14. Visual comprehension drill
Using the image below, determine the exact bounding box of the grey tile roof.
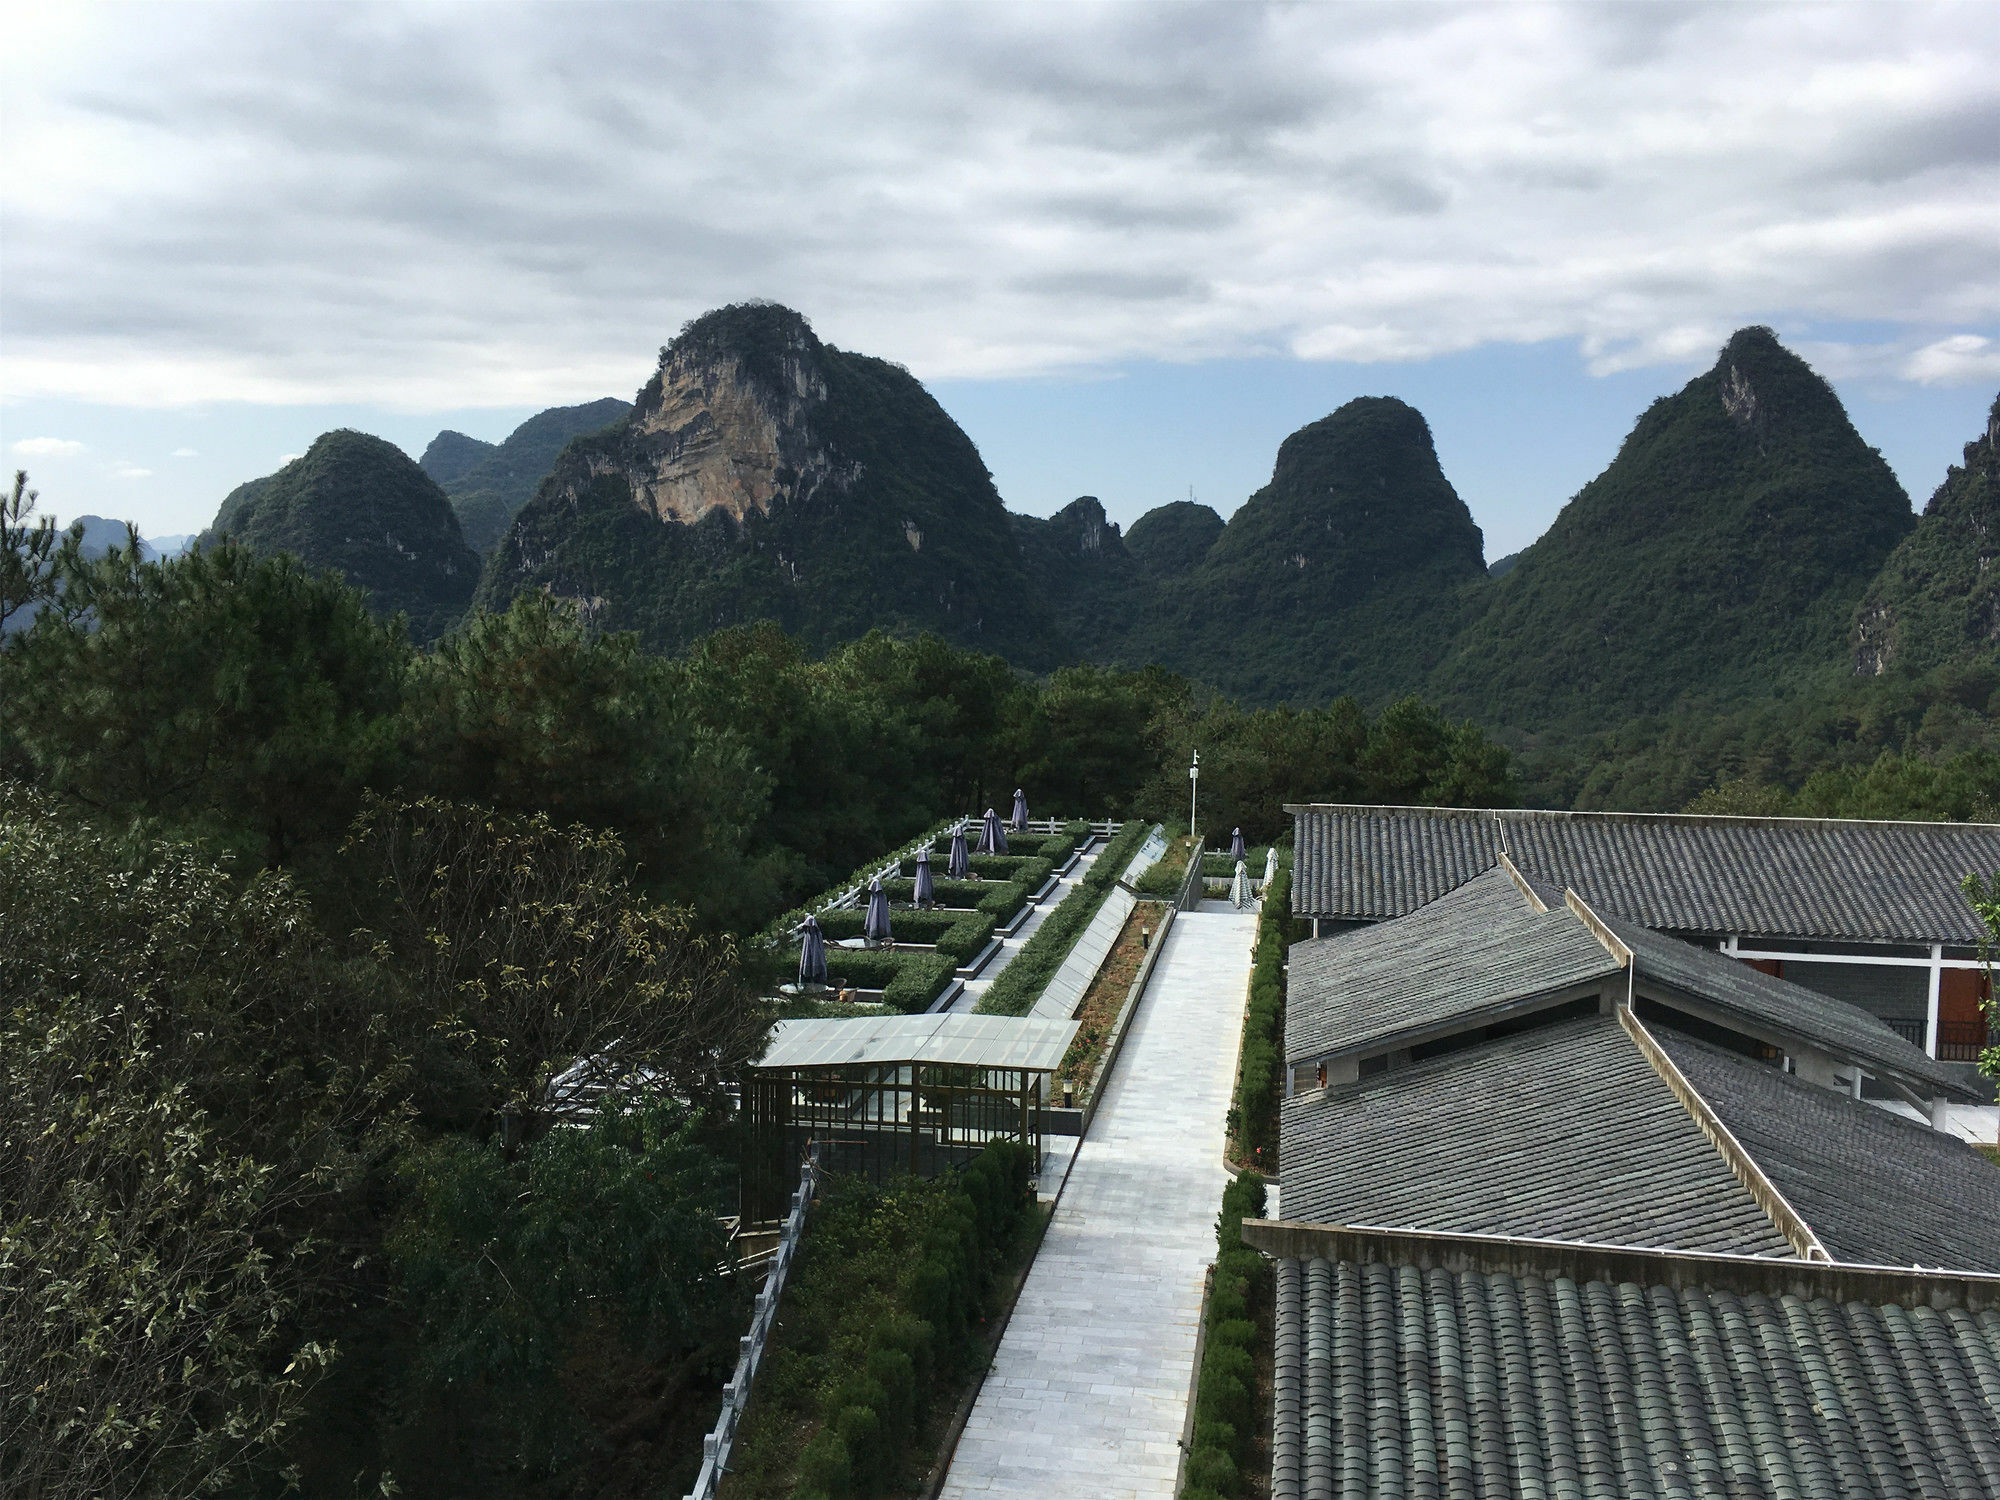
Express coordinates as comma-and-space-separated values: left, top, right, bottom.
1657, 1028, 2000, 1274
1280, 1016, 1794, 1257
1288, 803, 2000, 944
1271, 1254, 2000, 1500
1612, 911, 1977, 1098
1285, 868, 1622, 1064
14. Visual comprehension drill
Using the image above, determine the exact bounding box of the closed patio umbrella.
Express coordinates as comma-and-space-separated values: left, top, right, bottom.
864, 877, 893, 945
798, 914, 828, 986
948, 827, 971, 879
1011, 788, 1029, 831
980, 807, 1008, 854
914, 848, 935, 907
1230, 827, 1246, 861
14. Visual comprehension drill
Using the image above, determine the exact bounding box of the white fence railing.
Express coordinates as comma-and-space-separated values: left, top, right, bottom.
684, 1150, 820, 1500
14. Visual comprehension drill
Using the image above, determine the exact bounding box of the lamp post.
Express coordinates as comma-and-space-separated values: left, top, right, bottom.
1188, 749, 1199, 841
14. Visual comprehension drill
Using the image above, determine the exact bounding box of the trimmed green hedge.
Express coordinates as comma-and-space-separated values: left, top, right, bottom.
820, 949, 957, 1012
1180, 1172, 1268, 1500
1229, 851, 1290, 1171
791, 1142, 1035, 1500
812, 907, 997, 964
1201, 845, 1270, 878
976, 821, 1152, 1017
1133, 833, 1195, 897
902, 852, 1052, 888
759, 818, 959, 945
921, 826, 1081, 863
878, 876, 1031, 924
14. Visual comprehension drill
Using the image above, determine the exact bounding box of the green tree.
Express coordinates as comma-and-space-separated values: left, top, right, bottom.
407, 592, 763, 910
3, 541, 410, 864
345, 796, 767, 1136
382, 1098, 737, 1468
0, 787, 409, 1498
1956, 874, 2000, 1087
0, 470, 83, 634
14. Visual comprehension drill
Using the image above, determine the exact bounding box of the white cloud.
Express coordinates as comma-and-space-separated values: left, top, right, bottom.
0, 3, 1994, 405
10, 436, 85, 457
109, 461, 152, 479
170, 446, 198, 458
1903, 334, 2000, 387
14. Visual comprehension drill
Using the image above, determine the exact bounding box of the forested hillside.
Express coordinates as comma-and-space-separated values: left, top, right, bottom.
203, 429, 479, 642
1852, 393, 2000, 679
420, 397, 631, 552
480, 304, 1058, 663
1428, 326, 1916, 734
177, 309, 1998, 814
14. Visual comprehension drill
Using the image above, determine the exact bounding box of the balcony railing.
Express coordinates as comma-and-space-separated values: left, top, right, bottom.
1938, 1020, 1993, 1063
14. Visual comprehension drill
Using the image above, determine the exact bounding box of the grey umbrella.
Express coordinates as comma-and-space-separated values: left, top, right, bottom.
864, 877, 893, 945
1011, 788, 1029, 831
980, 807, 1008, 854
1230, 827, 1246, 861
914, 848, 935, 907
948, 827, 971, 879
798, 914, 828, 986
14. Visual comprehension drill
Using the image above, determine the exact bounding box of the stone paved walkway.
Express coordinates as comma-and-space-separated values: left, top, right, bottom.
938, 906, 1259, 1498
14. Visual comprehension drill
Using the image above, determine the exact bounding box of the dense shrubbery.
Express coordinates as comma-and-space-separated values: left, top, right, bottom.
818, 948, 958, 1011
977, 820, 1153, 1017
1181, 1172, 1269, 1500
730, 1143, 1036, 1499
1133, 832, 1196, 897
1686, 746, 2000, 822
1230, 855, 1293, 1172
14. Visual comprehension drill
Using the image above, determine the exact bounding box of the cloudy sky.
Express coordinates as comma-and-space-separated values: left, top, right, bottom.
3, 1, 1997, 552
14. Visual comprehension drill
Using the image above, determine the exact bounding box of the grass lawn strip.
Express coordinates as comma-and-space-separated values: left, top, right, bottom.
973, 821, 1152, 1017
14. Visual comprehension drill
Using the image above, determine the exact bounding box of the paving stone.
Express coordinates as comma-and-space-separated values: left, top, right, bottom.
939, 909, 1259, 1499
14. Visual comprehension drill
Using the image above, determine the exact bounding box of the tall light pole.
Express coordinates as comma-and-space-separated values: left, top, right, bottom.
1189, 748, 1200, 841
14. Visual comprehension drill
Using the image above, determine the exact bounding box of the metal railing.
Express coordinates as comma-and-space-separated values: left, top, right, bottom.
684, 1149, 819, 1500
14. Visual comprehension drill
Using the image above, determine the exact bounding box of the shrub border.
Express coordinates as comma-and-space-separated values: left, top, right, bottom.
974, 821, 1151, 1017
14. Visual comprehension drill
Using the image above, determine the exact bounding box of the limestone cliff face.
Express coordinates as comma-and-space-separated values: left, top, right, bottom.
478, 304, 1053, 662
624, 328, 840, 526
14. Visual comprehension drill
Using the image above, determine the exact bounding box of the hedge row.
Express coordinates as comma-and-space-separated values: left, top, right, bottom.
813, 907, 998, 964
760, 817, 961, 945
819, 948, 958, 1012
1201, 846, 1270, 879
976, 821, 1153, 1017
921, 825, 1084, 864
900, 851, 1053, 886
794, 1141, 1035, 1500
1180, 1171, 1269, 1500
1229, 851, 1291, 1171
878, 875, 1032, 925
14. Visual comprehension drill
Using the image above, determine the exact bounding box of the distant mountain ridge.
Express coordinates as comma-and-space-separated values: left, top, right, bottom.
477, 303, 1055, 661
1428, 327, 1917, 730
420, 398, 631, 552
193, 309, 1995, 757
202, 430, 478, 642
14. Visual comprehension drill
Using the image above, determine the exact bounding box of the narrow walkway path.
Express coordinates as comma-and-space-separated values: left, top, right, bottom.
939, 907, 1259, 1499
948, 845, 1100, 1013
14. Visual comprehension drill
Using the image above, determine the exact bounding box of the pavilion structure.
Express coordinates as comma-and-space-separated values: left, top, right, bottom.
740, 1012, 1076, 1227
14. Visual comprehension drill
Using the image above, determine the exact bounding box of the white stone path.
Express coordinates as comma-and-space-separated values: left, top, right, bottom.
938, 905, 1259, 1499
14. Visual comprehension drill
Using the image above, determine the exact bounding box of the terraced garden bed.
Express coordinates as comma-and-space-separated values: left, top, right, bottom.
1053, 900, 1165, 1103
814, 906, 999, 966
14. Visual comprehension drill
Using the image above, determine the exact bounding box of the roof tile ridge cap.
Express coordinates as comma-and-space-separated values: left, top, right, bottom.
1614, 1005, 1833, 1264
1496, 850, 1545, 913
1562, 887, 1633, 967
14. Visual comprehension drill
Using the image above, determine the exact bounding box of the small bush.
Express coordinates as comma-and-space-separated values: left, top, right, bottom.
1179, 1172, 1268, 1499
1231, 852, 1292, 1169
